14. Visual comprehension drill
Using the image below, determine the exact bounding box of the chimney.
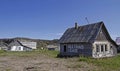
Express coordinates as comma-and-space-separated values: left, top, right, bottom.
75, 22, 78, 29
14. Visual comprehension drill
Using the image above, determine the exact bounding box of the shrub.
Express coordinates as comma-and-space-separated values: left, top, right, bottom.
0, 50, 5, 53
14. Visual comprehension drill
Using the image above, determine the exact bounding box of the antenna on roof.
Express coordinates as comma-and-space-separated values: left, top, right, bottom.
85, 17, 89, 24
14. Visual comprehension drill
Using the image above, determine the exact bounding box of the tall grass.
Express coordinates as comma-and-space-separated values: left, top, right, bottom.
79, 56, 120, 71
0, 49, 59, 58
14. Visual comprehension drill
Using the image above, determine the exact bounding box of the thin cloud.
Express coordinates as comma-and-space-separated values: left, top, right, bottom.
56, 33, 63, 36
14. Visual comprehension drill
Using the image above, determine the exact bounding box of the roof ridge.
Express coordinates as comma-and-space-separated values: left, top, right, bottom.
67, 21, 103, 29
79, 21, 103, 27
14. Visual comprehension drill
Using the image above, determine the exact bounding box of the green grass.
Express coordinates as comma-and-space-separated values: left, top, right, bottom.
79, 56, 120, 71
6, 69, 11, 71
1, 50, 120, 71
0, 49, 59, 58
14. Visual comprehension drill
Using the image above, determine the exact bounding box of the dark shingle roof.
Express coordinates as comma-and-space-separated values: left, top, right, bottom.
59, 21, 104, 43
9, 40, 32, 49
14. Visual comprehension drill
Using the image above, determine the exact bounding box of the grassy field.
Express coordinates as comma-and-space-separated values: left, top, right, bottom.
79, 56, 120, 71
0, 49, 59, 57
0, 50, 120, 71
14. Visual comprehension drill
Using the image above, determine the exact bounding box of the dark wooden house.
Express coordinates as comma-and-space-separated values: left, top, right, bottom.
59, 21, 118, 58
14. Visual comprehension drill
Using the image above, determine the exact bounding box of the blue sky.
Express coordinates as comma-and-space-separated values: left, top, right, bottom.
0, 0, 120, 40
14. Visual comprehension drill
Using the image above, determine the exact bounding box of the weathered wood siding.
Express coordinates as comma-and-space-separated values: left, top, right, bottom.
110, 42, 117, 55
96, 28, 107, 41
60, 43, 92, 56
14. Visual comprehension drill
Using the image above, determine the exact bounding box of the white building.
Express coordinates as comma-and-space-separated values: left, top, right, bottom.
9, 40, 33, 51
20, 41, 37, 49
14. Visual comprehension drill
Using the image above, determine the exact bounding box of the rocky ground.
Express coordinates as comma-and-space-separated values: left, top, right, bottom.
0, 54, 99, 71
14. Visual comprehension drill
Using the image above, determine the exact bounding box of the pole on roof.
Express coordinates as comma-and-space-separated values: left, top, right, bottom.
85, 17, 89, 24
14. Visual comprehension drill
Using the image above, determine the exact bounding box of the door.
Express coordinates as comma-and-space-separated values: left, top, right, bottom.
64, 45, 67, 52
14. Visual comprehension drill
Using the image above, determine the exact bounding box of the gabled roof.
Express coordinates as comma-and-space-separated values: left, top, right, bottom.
9, 40, 21, 46
59, 21, 118, 46
9, 40, 32, 49
0, 42, 8, 47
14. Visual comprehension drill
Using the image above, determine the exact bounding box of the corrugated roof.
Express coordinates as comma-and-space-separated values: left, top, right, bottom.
59, 21, 103, 43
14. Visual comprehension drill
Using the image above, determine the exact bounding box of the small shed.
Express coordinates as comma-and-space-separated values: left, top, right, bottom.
47, 45, 58, 50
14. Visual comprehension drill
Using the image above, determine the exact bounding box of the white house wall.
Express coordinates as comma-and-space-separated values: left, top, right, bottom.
20, 42, 37, 49
10, 46, 32, 51
11, 46, 24, 51
93, 41, 117, 58
110, 42, 117, 55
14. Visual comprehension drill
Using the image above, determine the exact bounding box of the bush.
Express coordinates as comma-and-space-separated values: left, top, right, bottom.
0, 50, 5, 53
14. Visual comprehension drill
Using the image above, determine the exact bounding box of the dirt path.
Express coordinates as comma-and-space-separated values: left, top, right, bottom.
0, 55, 98, 71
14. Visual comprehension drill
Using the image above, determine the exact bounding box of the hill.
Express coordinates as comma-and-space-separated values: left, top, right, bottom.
0, 37, 59, 49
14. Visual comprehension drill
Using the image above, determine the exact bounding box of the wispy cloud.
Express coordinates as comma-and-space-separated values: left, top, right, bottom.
56, 33, 63, 36
111, 34, 119, 41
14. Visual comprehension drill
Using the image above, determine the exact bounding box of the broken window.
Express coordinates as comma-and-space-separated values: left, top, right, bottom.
105, 44, 108, 51
101, 45, 104, 52
96, 44, 99, 52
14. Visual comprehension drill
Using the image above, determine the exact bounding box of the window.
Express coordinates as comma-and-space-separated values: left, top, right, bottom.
23, 47, 25, 50
96, 44, 108, 52
110, 45, 113, 50
19, 47, 21, 50
64, 45, 67, 52
101, 45, 104, 52
96, 44, 99, 52
105, 45, 108, 51
111, 45, 112, 48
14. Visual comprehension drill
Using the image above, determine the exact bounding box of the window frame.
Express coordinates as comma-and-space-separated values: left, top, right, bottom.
96, 44, 99, 52
105, 44, 108, 51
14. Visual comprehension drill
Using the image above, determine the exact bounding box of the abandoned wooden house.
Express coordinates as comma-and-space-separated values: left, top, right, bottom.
59, 21, 118, 58
8, 40, 32, 51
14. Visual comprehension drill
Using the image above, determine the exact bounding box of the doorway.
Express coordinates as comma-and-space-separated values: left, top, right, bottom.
64, 45, 67, 52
